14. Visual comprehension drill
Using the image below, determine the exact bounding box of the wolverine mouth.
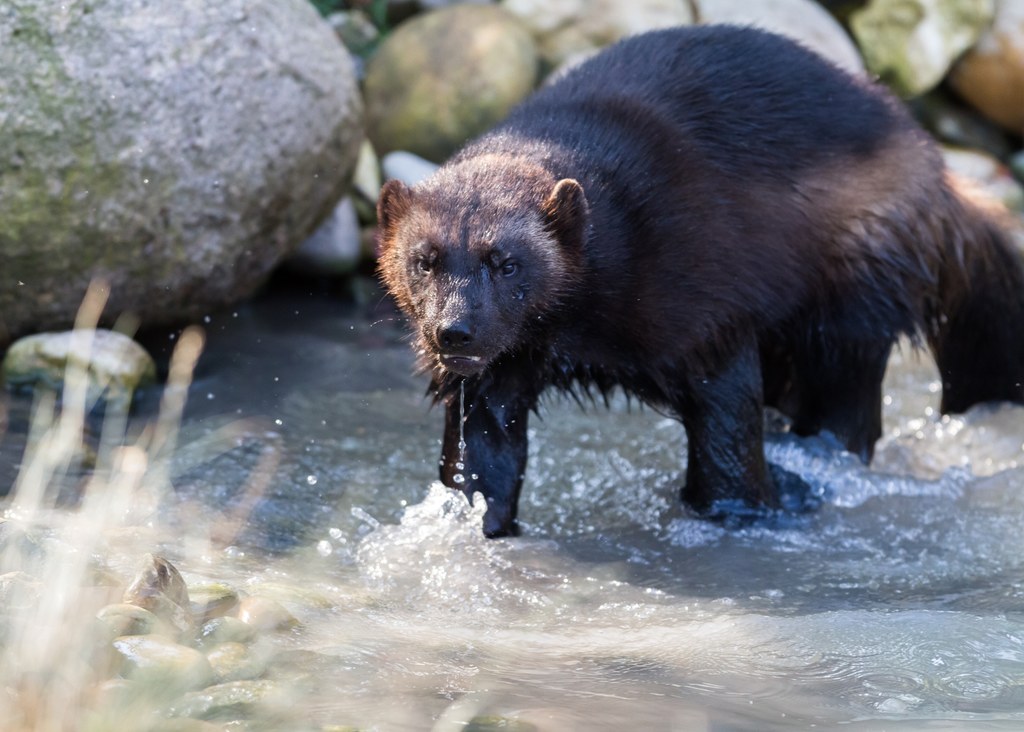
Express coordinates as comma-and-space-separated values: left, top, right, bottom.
440, 353, 486, 375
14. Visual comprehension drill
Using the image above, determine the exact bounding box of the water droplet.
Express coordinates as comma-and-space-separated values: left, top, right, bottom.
306, 475, 318, 486
316, 540, 332, 557
471, 473, 479, 481
452, 473, 466, 485
328, 527, 343, 540
455, 462, 465, 471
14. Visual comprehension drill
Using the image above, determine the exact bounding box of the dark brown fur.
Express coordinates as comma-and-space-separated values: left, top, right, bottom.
377, 25, 1024, 537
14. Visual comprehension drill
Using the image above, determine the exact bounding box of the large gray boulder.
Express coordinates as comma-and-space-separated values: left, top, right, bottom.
0, 0, 363, 344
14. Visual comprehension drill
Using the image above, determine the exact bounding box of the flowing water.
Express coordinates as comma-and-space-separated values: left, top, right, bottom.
4, 286, 1024, 731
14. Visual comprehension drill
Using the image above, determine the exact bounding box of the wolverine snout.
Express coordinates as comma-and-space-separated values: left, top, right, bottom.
437, 321, 476, 351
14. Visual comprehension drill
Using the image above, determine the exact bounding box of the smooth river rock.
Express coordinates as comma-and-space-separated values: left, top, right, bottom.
0, 0, 363, 344
849, 0, 994, 96
503, 0, 693, 69
364, 4, 538, 162
1, 329, 156, 405
948, 1, 1024, 133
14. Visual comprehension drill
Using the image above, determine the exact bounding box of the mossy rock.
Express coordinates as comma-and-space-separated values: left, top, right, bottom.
364, 4, 538, 162
849, 0, 994, 97
0, 0, 363, 344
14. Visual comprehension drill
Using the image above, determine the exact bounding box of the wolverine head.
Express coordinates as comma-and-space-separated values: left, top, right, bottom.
376, 155, 588, 378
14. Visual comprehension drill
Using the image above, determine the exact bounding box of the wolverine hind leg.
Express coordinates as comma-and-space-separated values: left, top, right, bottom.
676, 333, 809, 517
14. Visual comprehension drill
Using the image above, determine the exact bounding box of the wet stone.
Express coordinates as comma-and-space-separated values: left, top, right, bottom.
168, 679, 293, 723
195, 616, 258, 647
1, 329, 157, 407
188, 583, 240, 623
112, 634, 215, 690
236, 596, 300, 631
206, 641, 268, 683
245, 582, 333, 610
123, 554, 193, 633
464, 716, 539, 732
96, 603, 163, 638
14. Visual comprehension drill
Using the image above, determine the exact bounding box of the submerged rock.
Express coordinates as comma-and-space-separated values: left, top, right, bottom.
364, 4, 537, 161
849, 0, 994, 96
1, 329, 156, 405
168, 679, 294, 723
948, 2, 1024, 133
205, 641, 269, 683
0, 0, 362, 344
195, 616, 258, 647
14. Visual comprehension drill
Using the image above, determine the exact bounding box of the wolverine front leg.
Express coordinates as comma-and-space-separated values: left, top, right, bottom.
677, 335, 795, 517
438, 368, 537, 538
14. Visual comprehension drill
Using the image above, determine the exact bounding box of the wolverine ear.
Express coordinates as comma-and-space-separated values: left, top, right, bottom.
542, 178, 589, 253
377, 179, 414, 254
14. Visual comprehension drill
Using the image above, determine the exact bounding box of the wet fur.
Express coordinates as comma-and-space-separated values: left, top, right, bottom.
377, 25, 1024, 537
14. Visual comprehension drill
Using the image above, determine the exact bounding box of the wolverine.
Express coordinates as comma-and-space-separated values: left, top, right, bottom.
377, 25, 1024, 538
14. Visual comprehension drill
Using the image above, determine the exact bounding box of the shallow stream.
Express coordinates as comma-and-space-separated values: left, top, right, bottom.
5, 287, 1024, 731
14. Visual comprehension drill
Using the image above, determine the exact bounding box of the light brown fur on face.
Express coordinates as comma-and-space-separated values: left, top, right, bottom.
377, 161, 588, 378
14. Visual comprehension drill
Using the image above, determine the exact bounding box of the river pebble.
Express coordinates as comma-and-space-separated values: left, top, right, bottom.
187, 583, 240, 623
195, 616, 258, 647
205, 641, 269, 683
112, 634, 215, 690
236, 596, 299, 631
96, 603, 164, 638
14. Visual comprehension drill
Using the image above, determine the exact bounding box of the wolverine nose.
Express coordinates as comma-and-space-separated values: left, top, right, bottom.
438, 322, 475, 350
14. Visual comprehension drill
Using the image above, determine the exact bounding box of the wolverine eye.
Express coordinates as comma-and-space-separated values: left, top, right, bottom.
413, 248, 437, 275
500, 260, 519, 277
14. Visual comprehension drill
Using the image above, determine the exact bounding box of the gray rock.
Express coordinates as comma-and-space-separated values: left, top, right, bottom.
381, 151, 440, 187
0, 0, 363, 344
287, 198, 362, 276
1, 329, 156, 405
364, 4, 537, 162
849, 0, 994, 97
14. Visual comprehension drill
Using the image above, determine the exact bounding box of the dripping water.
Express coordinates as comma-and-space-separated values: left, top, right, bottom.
452, 379, 467, 484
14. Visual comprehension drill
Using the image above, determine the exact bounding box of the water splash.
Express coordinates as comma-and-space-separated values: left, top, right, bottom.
354, 484, 554, 615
